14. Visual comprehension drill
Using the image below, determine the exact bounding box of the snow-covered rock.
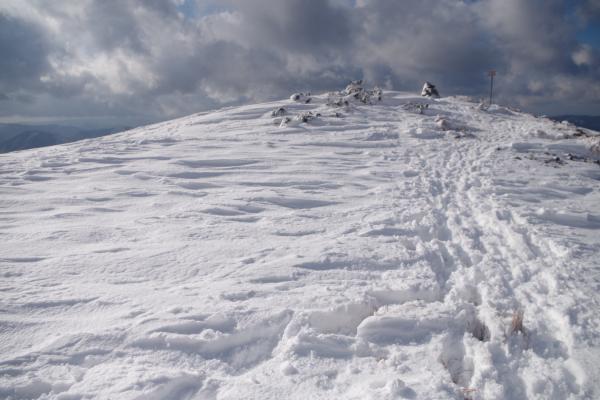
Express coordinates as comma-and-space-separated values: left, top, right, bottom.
0, 91, 598, 399
421, 81, 440, 98
290, 92, 312, 103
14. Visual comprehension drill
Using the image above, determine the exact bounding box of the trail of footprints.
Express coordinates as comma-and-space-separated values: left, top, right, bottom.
113, 124, 493, 397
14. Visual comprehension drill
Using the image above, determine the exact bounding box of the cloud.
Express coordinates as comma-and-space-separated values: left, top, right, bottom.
227, 0, 355, 53
349, 1, 500, 92
0, 0, 599, 125
0, 12, 51, 92
577, 0, 600, 23
573, 45, 596, 66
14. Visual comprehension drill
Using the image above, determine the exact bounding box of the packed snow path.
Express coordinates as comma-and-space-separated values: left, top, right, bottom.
1, 93, 599, 399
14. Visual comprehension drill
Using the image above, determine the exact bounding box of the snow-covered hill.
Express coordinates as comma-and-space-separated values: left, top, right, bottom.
1, 92, 599, 400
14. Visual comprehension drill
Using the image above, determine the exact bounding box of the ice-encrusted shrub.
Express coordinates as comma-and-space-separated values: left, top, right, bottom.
279, 111, 321, 127
271, 107, 287, 117
435, 115, 451, 131
326, 93, 350, 108
290, 92, 312, 104
278, 81, 382, 128
476, 101, 489, 111
327, 80, 383, 107
344, 80, 363, 95
402, 102, 429, 114
589, 136, 600, 155
346, 80, 382, 104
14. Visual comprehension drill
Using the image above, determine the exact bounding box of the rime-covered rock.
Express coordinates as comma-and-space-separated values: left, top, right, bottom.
290, 92, 312, 103
421, 81, 440, 98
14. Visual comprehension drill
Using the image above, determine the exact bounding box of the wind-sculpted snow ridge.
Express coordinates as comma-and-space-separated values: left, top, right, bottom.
0, 91, 599, 399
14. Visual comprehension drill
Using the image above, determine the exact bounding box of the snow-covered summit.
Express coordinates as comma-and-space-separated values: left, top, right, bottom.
1, 91, 599, 399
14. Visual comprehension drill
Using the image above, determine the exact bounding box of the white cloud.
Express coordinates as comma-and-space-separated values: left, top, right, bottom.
573, 46, 594, 66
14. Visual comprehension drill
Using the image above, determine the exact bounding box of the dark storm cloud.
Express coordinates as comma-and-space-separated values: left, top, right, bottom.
0, 13, 50, 92
0, 0, 599, 124
85, 1, 148, 54
149, 41, 289, 97
578, 0, 600, 22
351, 0, 501, 92
481, 0, 576, 70
228, 0, 355, 53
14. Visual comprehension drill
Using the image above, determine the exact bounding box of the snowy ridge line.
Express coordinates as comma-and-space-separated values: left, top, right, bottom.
0, 91, 598, 399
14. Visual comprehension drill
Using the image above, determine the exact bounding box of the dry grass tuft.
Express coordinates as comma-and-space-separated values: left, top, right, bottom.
461, 387, 477, 400
509, 310, 525, 335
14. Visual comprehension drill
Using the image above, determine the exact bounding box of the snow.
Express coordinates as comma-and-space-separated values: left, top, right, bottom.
1, 91, 599, 399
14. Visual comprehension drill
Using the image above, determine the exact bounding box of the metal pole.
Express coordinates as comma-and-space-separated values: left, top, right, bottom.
489, 74, 494, 106
488, 70, 496, 106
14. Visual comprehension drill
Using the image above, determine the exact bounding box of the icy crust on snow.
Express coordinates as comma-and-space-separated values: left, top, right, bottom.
0, 92, 599, 399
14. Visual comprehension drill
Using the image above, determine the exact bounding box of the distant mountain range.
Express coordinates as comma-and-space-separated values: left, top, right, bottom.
549, 115, 600, 132
0, 124, 129, 153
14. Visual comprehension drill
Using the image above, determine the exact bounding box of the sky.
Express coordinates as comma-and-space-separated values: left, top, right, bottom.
0, 0, 599, 128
